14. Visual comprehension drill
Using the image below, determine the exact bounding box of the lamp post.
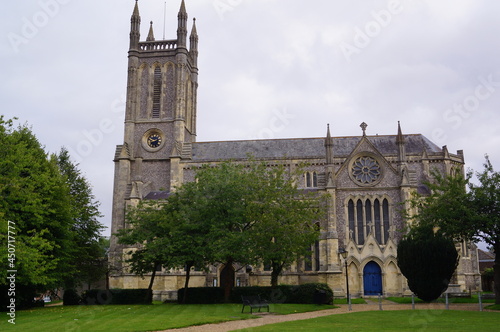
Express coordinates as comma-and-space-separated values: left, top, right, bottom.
339, 248, 351, 311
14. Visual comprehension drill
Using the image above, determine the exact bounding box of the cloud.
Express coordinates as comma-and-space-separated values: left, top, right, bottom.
1, 0, 499, 236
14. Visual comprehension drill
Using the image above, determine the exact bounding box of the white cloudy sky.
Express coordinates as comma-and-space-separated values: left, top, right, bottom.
2, 0, 500, 238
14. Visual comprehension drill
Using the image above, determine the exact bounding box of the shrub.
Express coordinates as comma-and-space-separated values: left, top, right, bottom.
178, 287, 225, 304
397, 225, 458, 302
290, 283, 334, 305
110, 289, 152, 304
81, 290, 112, 305
231, 284, 333, 304
1, 284, 39, 311
63, 289, 81, 306
81, 289, 152, 305
230, 286, 293, 303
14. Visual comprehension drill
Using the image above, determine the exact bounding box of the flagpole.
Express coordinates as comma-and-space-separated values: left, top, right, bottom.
163, 1, 167, 40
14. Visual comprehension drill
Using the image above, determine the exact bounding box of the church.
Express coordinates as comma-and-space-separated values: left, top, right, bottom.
109, 1, 480, 301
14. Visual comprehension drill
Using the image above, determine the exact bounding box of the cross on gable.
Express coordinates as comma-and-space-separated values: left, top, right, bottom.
360, 122, 368, 136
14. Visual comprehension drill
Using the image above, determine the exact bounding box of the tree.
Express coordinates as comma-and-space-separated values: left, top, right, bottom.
471, 157, 500, 304
243, 164, 326, 287
117, 196, 211, 303
55, 148, 105, 289
117, 201, 170, 298
0, 118, 73, 307
0, 118, 105, 307
397, 224, 459, 302
116, 160, 326, 302
180, 161, 325, 290
407, 156, 500, 304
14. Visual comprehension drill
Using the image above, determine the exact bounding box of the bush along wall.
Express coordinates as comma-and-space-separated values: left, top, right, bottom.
177, 287, 225, 304
181, 283, 333, 305
79, 289, 152, 305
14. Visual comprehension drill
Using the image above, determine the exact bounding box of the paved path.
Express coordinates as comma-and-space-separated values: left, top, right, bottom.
158, 303, 486, 332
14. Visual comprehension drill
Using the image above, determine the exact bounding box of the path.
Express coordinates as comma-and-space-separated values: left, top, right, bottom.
158, 303, 485, 332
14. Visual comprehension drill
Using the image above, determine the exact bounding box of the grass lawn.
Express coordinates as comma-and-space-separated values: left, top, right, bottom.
333, 298, 366, 304
235, 310, 500, 331
0, 303, 333, 332
386, 295, 495, 304
486, 304, 500, 310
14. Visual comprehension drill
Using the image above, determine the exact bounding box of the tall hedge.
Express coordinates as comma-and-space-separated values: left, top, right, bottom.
397, 225, 459, 302
179, 284, 333, 305
79, 289, 152, 305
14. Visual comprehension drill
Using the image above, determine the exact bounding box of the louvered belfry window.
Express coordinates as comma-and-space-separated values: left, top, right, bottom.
152, 67, 161, 118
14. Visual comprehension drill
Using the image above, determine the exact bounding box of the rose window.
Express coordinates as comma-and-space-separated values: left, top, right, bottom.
351, 156, 381, 184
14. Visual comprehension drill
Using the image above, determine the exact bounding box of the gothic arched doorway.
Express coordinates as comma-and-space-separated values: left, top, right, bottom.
363, 261, 382, 295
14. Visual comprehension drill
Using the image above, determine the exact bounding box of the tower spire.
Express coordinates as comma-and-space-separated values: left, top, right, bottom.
129, 0, 141, 50
396, 121, 405, 145
325, 124, 334, 165
396, 121, 407, 167
177, 0, 188, 48
189, 18, 199, 66
147, 21, 155, 41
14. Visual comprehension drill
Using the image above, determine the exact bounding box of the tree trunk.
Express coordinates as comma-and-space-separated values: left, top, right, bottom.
147, 267, 157, 303
182, 262, 194, 304
494, 243, 500, 305
271, 262, 283, 288
221, 259, 235, 302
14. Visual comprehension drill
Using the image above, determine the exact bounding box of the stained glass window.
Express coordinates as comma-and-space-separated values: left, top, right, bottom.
352, 156, 381, 184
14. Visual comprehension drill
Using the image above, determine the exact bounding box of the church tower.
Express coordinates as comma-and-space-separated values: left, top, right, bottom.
110, 1, 198, 267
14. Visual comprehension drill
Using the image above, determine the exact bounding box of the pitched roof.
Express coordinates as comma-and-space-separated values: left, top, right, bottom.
478, 249, 495, 262
191, 134, 442, 162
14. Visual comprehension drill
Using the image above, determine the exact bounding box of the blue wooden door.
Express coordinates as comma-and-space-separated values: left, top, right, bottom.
363, 261, 382, 295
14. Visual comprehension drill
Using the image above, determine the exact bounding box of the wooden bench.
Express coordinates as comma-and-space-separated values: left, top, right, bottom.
241, 295, 270, 313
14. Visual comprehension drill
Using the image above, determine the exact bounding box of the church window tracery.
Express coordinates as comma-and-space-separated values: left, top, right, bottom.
347, 197, 391, 245
351, 156, 381, 184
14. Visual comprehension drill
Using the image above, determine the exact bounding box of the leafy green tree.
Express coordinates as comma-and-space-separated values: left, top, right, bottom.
470, 157, 500, 304
243, 164, 325, 287
117, 201, 170, 296
179, 162, 325, 290
0, 118, 105, 307
117, 160, 326, 302
407, 156, 500, 304
55, 148, 105, 289
0, 118, 73, 306
117, 196, 211, 303
397, 225, 459, 301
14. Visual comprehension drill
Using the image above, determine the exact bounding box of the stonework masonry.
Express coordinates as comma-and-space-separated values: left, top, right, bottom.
109, 1, 481, 301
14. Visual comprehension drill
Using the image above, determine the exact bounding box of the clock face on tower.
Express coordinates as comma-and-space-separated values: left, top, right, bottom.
142, 129, 164, 151
147, 133, 162, 148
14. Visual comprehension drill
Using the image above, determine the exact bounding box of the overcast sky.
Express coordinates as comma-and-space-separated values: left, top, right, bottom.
2, 1, 499, 239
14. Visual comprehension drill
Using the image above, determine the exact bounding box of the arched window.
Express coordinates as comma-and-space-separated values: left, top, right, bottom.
152, 66, 161, 118
356, 200, 364, 245
347, 197, 392, 245
305, 172, 318, 188
305, 224, 321, 272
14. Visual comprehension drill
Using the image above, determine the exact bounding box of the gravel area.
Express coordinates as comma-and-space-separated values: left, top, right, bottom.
157, 303, 486, 332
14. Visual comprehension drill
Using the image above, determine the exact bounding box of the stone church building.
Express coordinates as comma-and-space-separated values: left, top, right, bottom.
109, 1, 480, 301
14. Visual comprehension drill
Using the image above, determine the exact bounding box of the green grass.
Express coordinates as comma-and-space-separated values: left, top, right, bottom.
386, 295, 495, 304
486, 304, 500, 310
386, 296, 425, 304
235, 310, 500, 331
333, 298, 366, 304
0, 303, 332, 332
